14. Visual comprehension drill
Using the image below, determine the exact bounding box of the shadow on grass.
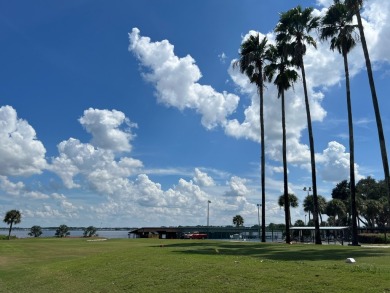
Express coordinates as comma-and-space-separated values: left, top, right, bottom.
160, 241, 388, 261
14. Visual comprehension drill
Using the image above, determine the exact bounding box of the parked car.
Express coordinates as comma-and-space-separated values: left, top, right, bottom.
181, 232, 207, 239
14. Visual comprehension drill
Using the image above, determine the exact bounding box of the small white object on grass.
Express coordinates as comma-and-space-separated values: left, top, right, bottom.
346, 258, 356, 263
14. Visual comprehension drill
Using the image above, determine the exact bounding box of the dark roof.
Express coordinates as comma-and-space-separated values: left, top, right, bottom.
290, 226, 349, 230
129, 227, 181, 233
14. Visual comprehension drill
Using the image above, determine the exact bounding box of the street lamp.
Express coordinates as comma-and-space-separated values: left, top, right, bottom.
207, 200, 211, 239
303, 186, 312, 195
257, 204, 261, 241
207, 200, 211, 227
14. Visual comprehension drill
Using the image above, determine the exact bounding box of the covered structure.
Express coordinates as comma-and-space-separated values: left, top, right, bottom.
129, 226, 283, 240
128, 227, 181, 239
290, 226, 350, 245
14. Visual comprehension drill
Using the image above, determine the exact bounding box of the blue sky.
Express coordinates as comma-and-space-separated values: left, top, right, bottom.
1, 0, 390, 228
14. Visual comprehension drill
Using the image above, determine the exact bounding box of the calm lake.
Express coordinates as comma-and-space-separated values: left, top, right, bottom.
1, 229, 131, 239
1, 229, 283, 241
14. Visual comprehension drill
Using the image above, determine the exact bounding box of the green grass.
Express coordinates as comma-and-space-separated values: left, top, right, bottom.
0, 238, 389, 292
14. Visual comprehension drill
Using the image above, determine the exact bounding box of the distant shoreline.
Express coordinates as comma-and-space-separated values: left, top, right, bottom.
0, 227, 135, 231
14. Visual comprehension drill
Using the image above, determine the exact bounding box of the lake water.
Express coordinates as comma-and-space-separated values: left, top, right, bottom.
1, 229, 283, 241
1, 229, 131, 239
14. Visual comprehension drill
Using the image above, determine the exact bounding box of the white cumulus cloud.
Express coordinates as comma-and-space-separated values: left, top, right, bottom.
193, 168, 215, 187
128, 28, 240, 129
318, 141, 362, 183
49, 109, 143, 191
79, 108, 136, 152
0, 105, 47, 176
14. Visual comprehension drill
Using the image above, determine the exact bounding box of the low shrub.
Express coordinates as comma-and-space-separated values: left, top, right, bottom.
0, 234, 17, 240
358, 233, 388, 244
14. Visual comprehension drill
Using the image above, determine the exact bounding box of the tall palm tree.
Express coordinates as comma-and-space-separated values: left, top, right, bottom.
275, 5, 322, 245
234, 34, 269, 242
264, 42, 298, 244
345, 0, 390, 203
320, 0, 359, 245
3, 210, 22, 240
278, 193, 299, 225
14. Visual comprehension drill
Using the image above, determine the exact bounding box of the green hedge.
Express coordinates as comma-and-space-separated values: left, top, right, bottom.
358, 233, 388, 244
0, 234, 17, 240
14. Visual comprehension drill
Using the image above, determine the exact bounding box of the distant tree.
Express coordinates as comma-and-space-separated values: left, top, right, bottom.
356, 177, 385, 201
294, 219, 305, 227
350, 177, 389, 227
326, 199, 347, 225
232, 215, 244, 227
3, 210, 22, 240
332, 180, 350, 201
307, 219, 315, 227
376, 198, 390, 228
359, 198, 388, 228
55, 225, 70, 238
278, 193, 298, 226
293, 219, 311, 240
303, 195, 327, 223
28, 225, 43, 237
278, 193, 299, 208
83, 226, 97, 237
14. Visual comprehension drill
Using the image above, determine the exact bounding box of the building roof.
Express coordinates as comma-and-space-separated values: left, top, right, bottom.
290, 226, 349, 230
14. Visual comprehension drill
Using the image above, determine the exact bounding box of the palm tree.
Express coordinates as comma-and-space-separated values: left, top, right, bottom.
278, 193, 299, 208
3, 210, 22, 240
320, 0, 359, 245
275, 6, 322, 244
345, 0, 390, 203
264, 42, 298, 244
232, 214, 244, 227
303, 194, 327, 224
326, 198, 348, 225
234, 33, 270, 242
278, 193, 299, 225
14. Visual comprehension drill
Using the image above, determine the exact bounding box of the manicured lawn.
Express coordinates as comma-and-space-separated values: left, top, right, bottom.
0, 238, 389, 292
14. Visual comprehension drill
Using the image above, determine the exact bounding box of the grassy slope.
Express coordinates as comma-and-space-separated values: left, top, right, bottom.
0, 238, 389, 292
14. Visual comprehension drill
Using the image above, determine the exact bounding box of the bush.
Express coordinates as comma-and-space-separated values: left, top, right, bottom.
0, 235, 16, 240
358, 233, 388, 244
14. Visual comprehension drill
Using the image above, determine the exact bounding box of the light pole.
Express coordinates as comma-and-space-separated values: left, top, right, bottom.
305, 214, 307, 226
303, 186, 312, 223
207, 200, 211, 228
303, 186, 312, 196
257, 204, 261, 241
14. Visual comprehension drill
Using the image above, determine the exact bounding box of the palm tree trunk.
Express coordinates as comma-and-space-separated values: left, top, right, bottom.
8, 223, 13, 240
355, 9, 390, 203
259, 72, 266, 243
300, 61, 321, 245
343, 52, 359, 245
281, 90, 291, 243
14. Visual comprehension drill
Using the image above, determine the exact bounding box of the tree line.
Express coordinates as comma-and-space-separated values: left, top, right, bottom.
2, 210, 98, 240
278, 177, 389, 229
236, 0, 389, 245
